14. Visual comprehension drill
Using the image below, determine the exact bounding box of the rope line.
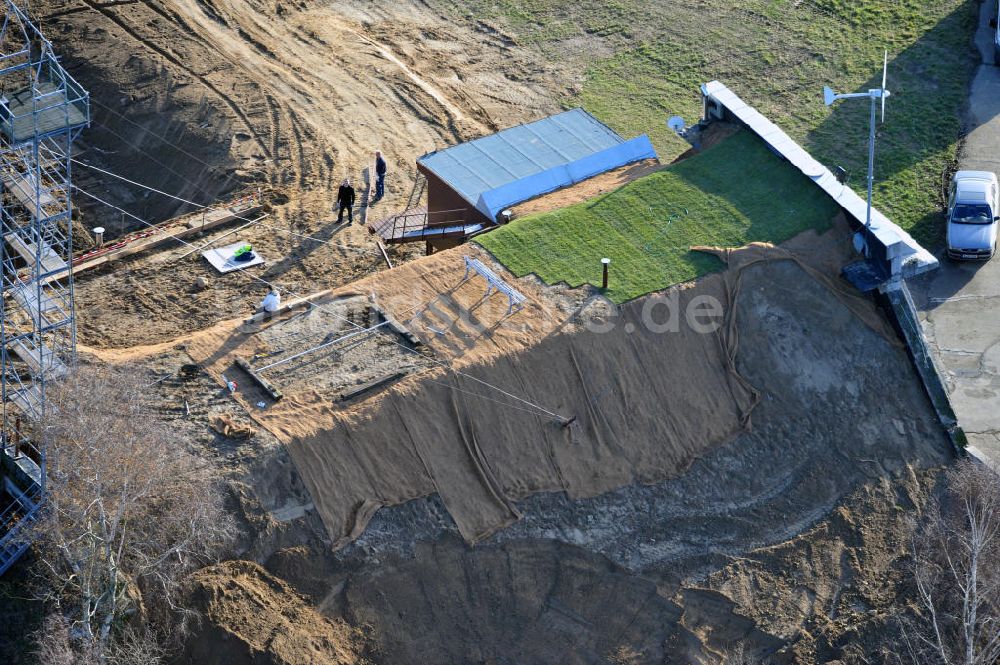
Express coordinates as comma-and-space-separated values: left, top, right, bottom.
72, 158, 383, 259
71, 184, 568, 421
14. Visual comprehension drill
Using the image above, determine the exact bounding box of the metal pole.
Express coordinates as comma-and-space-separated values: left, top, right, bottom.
257, 321, 389, 372
865, 92, 876, 259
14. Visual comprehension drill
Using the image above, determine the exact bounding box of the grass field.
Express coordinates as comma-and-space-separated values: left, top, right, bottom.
456, 0, 979, 248
476, 131, 839, 302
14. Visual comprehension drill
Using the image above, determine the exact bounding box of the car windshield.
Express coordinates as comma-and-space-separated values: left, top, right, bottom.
952, 203, 994, 224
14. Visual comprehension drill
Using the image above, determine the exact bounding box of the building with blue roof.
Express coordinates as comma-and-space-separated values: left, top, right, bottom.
370, 108, 657, 253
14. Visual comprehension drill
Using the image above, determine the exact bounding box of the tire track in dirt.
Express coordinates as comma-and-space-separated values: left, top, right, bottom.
43, 0, 139, 19
79, 0, 273, 161
348, 27, 473, 131
164, 0, 492, 155
148, 0, 329, 196
264, 95, 283, 187
285, 111, 311, 191
141, 0, 352, 193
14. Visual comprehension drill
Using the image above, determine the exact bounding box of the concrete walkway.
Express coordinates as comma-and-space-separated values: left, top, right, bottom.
910, 0, 1000, 465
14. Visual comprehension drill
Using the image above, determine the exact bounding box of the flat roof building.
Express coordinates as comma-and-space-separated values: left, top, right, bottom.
371, 108, 657, 253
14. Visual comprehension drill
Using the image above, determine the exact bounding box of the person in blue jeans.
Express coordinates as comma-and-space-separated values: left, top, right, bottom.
375, 151, 387, 200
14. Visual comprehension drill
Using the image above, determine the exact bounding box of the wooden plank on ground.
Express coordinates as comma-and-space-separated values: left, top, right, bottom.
338, 371, 405, 402
376, 239, 393, 269
40, 206, 267, 284
1, 171, 56, 219
234, 357, 283, 401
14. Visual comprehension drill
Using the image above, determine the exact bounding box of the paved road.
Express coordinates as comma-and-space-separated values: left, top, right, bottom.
911, 0, 1000, 465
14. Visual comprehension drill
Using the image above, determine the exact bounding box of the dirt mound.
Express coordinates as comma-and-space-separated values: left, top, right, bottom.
702, 470, 941, 662
182, 560, 369, 665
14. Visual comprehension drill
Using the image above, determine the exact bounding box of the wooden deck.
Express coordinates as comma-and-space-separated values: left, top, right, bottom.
369, 206, 483, 244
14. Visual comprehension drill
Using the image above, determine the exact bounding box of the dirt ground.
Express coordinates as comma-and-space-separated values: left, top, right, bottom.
11, 0, 959, 661
70, 229, 954, 664
29, 0, 572, 351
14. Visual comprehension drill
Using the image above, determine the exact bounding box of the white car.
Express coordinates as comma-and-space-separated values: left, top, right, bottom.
947, 170, 1000, 260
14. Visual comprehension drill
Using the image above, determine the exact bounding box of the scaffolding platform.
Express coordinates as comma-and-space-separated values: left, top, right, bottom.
8, 383, 41, 419
2, 169, 57, 219
1, 82, 88, 143
4, 231, 68, 274
11, 282, 61, 318
12, 338, 67, 378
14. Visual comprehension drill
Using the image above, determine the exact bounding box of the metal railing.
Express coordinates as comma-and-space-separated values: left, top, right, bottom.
373, 207, 470, 242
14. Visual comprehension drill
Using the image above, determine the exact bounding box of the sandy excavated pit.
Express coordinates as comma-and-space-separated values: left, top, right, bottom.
241, 295, 432, 397
81, 227, 953, 664
31, 0, 959, 658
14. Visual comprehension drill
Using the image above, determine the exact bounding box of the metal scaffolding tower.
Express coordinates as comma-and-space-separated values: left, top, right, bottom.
0, 0, 88, 574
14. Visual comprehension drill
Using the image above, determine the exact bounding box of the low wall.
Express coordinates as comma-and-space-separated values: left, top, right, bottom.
881, 283, 965, 456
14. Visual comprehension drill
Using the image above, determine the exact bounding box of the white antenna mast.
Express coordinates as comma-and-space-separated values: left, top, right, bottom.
822, 50, 891, 259
881, 49, 888, 122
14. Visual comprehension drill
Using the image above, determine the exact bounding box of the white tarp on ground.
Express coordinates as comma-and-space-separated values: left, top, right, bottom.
203, 240, 265, 273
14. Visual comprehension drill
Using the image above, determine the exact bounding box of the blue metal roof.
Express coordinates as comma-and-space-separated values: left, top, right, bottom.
418, 108, 627, 210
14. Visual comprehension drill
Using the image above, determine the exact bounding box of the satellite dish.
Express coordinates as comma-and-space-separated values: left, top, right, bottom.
823, 86, 837, 107
667, 116, 686, 134
853, 230, 867, 255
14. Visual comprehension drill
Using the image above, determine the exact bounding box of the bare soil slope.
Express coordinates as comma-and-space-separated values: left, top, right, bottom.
43, 0, 557, 224
153, 229, 951, 662
295, 250, 951, 662
183, 560, 369, 665
36, 0, 566, 350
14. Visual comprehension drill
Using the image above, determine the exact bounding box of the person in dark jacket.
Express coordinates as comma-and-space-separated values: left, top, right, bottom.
337, 178, 355, 223
374, 151, 387, 200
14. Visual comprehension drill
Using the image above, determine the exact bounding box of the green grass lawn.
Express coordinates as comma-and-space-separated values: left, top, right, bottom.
453, 0, 979, 248
476, 131, 839, 302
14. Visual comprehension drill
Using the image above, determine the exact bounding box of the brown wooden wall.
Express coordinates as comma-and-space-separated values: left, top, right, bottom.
418, 164, 491, 228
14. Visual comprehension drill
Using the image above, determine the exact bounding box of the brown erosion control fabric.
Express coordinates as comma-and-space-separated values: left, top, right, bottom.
187, 228, 898, 548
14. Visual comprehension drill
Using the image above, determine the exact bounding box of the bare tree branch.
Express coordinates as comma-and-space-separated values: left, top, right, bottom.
897, 460, 1000, 665
29, 366, 235, 662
